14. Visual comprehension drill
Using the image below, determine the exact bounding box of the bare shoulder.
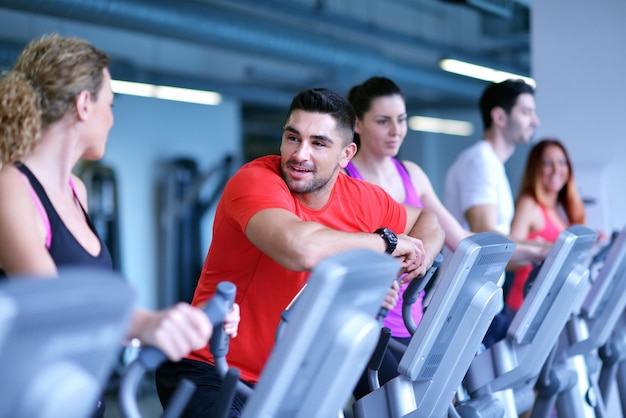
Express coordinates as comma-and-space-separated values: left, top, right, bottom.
401, 159, 431, 188
511, 194, 543, 237
515, 194, 539, 213
0, 165, 55, 274
0, 165, 40, 229
400, 159, 424, 174
0, 165, 28, 196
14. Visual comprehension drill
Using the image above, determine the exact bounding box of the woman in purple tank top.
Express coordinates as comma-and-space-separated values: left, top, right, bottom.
346, 77, 472, 399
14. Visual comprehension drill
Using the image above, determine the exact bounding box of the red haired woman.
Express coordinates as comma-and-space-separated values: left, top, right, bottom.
506, 138, 586, 311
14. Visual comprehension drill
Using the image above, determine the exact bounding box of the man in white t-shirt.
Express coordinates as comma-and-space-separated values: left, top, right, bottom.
445, 140, 514, 235
445, 79, 539, 237
444, 79, 544, 347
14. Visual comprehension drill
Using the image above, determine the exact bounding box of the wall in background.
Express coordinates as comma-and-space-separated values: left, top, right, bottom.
533, 0, 626, 235
104, 94, 241, 309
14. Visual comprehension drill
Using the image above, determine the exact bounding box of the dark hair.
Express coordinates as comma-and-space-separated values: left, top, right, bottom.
479, 79, 534, 131
0, 34, 110, 166
518, 138, 585, 225
286, 88, 356, 145
347, 77, 404, 147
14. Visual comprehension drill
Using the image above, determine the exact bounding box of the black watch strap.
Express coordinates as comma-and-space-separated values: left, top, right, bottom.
374, 227, 397, 255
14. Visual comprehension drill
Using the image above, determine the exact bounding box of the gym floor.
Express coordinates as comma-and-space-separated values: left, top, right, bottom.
104, 372, 163, 418
103, 372, 357, 417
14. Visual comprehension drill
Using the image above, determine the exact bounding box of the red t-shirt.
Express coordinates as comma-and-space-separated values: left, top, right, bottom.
187, 155, 407, 383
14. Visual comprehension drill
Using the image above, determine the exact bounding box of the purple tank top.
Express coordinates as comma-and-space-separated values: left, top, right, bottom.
344, 158, 424, 337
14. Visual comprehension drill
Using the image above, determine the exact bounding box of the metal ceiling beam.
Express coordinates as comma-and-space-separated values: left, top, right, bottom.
0, 40, 296, 108
0, 0, 487, 104
202, 0, 500, 60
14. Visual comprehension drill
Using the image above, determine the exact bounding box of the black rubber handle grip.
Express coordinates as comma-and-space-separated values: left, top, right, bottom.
369, 327, 392, 371
403, 252, 443, 304
138, 281, 237, 370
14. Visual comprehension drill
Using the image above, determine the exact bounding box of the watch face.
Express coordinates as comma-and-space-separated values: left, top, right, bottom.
385, 228, 398, 254
377, 227, 397, 254
385, 228, 398, 246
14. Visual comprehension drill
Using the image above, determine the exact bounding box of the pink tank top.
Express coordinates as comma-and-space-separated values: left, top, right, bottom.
344, 158, 424, 337
506, 204, 564, 311
18, 172, 80, 249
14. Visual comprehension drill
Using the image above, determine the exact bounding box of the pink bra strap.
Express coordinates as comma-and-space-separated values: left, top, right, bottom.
19, 172, 52, 249
68, 177, 79, 198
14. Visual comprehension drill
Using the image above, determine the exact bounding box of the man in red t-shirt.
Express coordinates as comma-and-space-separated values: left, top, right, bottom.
156, 87, 444, 417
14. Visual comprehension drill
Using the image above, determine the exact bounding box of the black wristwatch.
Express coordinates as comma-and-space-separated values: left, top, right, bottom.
374, 227, 397, 254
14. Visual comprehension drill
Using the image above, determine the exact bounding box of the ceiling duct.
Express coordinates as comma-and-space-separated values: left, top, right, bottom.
441, 0, 515, 19
0, 0, 487, 104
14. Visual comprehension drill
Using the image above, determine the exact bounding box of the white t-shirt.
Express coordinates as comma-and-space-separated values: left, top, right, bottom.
444, 140, 514, 235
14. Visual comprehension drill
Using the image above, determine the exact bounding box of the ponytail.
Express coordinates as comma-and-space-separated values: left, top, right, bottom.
0, 71, 42, 167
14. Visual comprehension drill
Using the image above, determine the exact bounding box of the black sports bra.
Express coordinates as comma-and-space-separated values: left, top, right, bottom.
0, 164, 112, 277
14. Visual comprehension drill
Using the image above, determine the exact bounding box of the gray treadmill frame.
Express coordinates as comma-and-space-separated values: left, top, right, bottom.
460, 225, 597, 417
353, 232, 516, 418
530, 227, 626, 418
0, 268, 135, 418
240, 249, 401, 418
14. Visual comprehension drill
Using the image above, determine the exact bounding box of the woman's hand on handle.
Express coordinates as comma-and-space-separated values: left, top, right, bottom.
129, 303, 214, 362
